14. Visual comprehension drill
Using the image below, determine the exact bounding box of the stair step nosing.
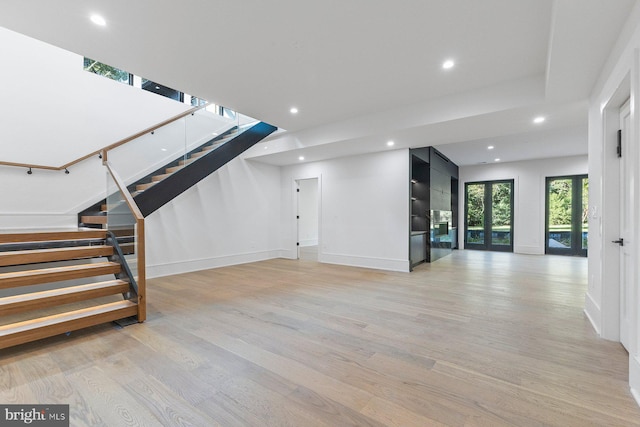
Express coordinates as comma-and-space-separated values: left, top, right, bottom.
0, 246, 113, 267
0, 262, 121, 289
0, 301, 139, 349
0, 280, 130, 316
0, 230, 107, 245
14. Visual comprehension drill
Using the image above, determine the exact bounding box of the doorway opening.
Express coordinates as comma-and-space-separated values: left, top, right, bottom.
296, 178, 319, 261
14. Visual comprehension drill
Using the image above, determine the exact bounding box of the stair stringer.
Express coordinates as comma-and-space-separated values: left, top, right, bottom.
134, 121, 277, 217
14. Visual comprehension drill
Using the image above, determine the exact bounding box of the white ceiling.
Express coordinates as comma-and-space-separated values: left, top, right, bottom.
0, 0, 636, 166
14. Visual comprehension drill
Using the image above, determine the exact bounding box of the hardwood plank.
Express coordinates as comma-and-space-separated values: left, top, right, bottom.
123, 374, 221, 427
0, 300, 137, 349
67, 365, 162, 427
190, 326, 375, 412
0, 262, 121, 289
361, 396, 451, 427
0, 279, 130, 316
0, 245, 113, 267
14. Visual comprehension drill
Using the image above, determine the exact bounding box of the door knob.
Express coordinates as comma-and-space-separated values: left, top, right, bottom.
612, 238, 624, 246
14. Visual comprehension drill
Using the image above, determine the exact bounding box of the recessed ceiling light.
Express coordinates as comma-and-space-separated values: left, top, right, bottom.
387, 140, 395, 147
487, 145, 494, 150
160, 148, 167, 152
533, 116, 545, 124
494, 158, 501, 162
155, 86, 160, 90
442, 59, 455, 70
264, 146, 268, 150
298, 156, 305, 161
290, 107, 299, 114
90, 14, 106, 26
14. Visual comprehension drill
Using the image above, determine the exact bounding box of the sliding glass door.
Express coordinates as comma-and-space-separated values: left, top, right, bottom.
545, 175, 588, 256
465, 180, 514, 252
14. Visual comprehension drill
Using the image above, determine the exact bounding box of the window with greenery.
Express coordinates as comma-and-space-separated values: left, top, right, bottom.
83, 58, 131, 84
82, 58, 219, 109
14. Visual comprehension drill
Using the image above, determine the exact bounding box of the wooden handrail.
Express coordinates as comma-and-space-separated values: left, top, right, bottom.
0, 161, 59, 171
0, 103, 209, 172
104, 160, 146, 322
103, 161, 143, 221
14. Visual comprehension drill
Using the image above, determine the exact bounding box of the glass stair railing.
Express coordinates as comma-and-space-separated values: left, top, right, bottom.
78, 104, 276, 225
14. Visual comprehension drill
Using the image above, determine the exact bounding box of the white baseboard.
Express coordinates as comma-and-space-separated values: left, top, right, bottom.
583, 291, 601, 335
319, 252, 410, 273
149, 249, 410, 278
514, 245, 544, 255
631, 355, 640, 408
146, 249, 287, 278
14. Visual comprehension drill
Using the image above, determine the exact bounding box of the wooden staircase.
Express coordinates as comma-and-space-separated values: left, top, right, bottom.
77, 128, 240, 228
0, 229, 141, 350
129, 130, 239, 198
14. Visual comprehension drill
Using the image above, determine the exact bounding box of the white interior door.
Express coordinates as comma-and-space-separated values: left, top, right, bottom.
619, 101, 633, 351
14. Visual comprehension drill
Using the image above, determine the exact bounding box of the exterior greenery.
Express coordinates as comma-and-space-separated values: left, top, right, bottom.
83, 58, 130, 83
466, 181, 512, 246
467, 177, 588, 252
545, 176, 589, 252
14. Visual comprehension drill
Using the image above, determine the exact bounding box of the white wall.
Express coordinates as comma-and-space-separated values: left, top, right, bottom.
0, 27, 190, 166
281, 149, 410, 272
459, 155, 587, 255
145, 154, 283, 278
586, 1, 640, 406
0, 27, 207, 229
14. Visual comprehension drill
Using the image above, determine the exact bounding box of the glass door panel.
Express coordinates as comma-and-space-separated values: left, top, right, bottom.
491, 182, 512, 247
547, 178, 573, 250
465, 183, 486, 247
545, 175, 587, 256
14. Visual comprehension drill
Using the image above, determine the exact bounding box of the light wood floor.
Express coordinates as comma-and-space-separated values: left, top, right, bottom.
1, 251, 639, 426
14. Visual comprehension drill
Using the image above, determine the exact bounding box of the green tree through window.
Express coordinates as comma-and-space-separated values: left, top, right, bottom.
467, 184, 485, 228
83, 58, 130, 83
492, 183, 512, 228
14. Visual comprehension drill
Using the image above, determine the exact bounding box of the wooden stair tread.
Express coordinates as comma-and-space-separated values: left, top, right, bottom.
80, 215, 107, 225
165, 165, 184, 174
190, 151, 208, 159
136, 182, 157, 191
152, 173, 172, 182
0, 300, 138, 349
0, 230, 107, 244
0, 245, 113, 267
0, 280, 130, 317
0, 262, 121, 289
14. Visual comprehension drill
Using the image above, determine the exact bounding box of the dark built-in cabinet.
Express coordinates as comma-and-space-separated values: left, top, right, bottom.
410, 147, 459, 269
